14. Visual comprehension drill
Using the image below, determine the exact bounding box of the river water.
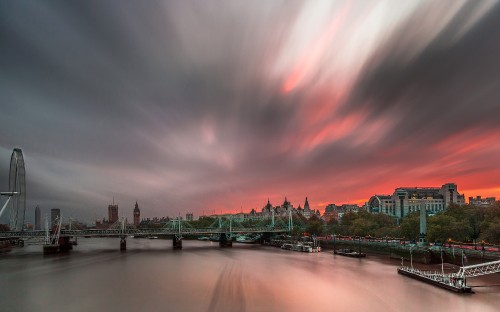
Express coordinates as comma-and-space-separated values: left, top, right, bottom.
0, 238, 498, 312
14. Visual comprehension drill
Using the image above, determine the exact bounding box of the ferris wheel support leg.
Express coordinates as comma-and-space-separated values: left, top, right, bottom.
0, 196, 12, 218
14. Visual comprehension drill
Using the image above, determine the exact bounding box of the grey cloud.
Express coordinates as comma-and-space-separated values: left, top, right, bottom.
1, 1, 500, 222
346, 1, 500, 146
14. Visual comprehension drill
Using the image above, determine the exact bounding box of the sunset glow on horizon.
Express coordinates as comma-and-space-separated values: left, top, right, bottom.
1, 1, 500, 222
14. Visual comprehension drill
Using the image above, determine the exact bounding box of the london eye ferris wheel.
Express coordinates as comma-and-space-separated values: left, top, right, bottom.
8, 148, 26, 231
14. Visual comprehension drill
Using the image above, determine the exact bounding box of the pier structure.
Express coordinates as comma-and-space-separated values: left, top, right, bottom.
398, 259, 500, 293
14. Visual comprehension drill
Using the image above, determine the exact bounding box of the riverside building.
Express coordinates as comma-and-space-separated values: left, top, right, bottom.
468, 196, 496, 207
108, 203, 118, 223
367, 183, 465, 220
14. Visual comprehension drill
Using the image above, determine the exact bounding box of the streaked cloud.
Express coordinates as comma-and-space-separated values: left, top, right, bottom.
1, 1, 499, 222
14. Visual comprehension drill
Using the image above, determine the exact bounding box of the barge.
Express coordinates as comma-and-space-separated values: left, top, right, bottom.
397, 267, 472, 293
333, 248, 366, 258
281, 242, 321, 253
235, 234, 261, 244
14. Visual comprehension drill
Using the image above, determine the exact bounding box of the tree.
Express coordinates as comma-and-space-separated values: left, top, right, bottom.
350, 218, 376, 236
399, 212, 419, 240
340, 211, 358, 227
305, 215, 325, 236
372, 213, 397, 228
427, 214, 471, 243
481, 222, 500, 245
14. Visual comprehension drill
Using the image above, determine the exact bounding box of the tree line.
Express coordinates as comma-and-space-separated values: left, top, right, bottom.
308, 203, 500, 245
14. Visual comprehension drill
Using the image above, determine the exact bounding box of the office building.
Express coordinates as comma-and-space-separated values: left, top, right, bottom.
368, 183, 465, 220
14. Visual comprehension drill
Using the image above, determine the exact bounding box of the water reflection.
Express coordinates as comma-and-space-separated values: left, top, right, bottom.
0, 239, 498, 312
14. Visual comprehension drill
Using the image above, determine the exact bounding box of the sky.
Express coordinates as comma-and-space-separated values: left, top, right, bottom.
1, 0, 500, 224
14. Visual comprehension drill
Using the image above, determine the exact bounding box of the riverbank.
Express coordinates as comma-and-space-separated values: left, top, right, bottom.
319, 239, 500, 265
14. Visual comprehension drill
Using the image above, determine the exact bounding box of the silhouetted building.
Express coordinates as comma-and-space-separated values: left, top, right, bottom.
186, 212, 193, 221
303, 197, 312, 218
469, 196, 496, 207
34, 205, 41, 230
133, 202, 140, 226
51, 208, 60, 225
108, 204, 118, 223
262, 198, 273, 215
368, 183, 465, 220
323, 203, 360, 222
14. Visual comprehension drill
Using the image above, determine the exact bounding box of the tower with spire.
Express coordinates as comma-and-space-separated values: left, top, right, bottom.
262, 198, 273, 213
303, 197, 312, 219
133, 201, 140, 226
280, 196, 293, 214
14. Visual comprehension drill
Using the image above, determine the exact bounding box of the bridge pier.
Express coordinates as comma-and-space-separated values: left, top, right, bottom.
260, 232, 272, 244
120, 237, 127, 251
43, 244, 60, 255
59, 236, 73, 252
173, 236, 182, 249
219, 233, 232, 248
43, 237, 73, 255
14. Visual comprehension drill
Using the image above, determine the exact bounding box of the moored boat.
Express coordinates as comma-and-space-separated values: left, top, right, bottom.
281, 242, 321, 253
235, 234, 261, 244
333, 248, 366, 258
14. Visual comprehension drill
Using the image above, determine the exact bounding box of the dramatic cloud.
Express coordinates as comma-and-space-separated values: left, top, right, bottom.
1, 1, 499, 224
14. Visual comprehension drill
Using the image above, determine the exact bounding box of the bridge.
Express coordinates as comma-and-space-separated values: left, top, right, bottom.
1, 212, 297, 253
456, 260, 500, 278
0, 148, 298, 253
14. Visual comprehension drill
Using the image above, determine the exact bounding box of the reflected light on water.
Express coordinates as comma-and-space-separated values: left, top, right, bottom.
0, 239, 499, 312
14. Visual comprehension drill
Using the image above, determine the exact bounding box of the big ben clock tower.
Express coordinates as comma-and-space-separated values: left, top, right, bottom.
133, 201, 140, 226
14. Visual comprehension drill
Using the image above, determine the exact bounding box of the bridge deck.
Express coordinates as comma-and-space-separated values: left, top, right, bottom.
0, 227, 289, 239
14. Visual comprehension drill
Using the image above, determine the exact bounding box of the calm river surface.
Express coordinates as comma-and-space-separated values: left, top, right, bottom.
0, 238, 499, 312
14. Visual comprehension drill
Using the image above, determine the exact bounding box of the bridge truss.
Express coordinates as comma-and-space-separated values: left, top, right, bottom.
456, 260, 500, 278
0, 215, 294, 240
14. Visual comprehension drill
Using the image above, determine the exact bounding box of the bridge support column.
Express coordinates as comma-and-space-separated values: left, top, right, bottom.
173, 236, 182, 249
120, 237, 127, 251
43, 244, 60, 255
219, 233, 232, 248
260, 232, 272, 244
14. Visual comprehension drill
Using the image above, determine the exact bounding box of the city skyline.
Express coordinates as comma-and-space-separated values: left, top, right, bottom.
1, 1, 500, 221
